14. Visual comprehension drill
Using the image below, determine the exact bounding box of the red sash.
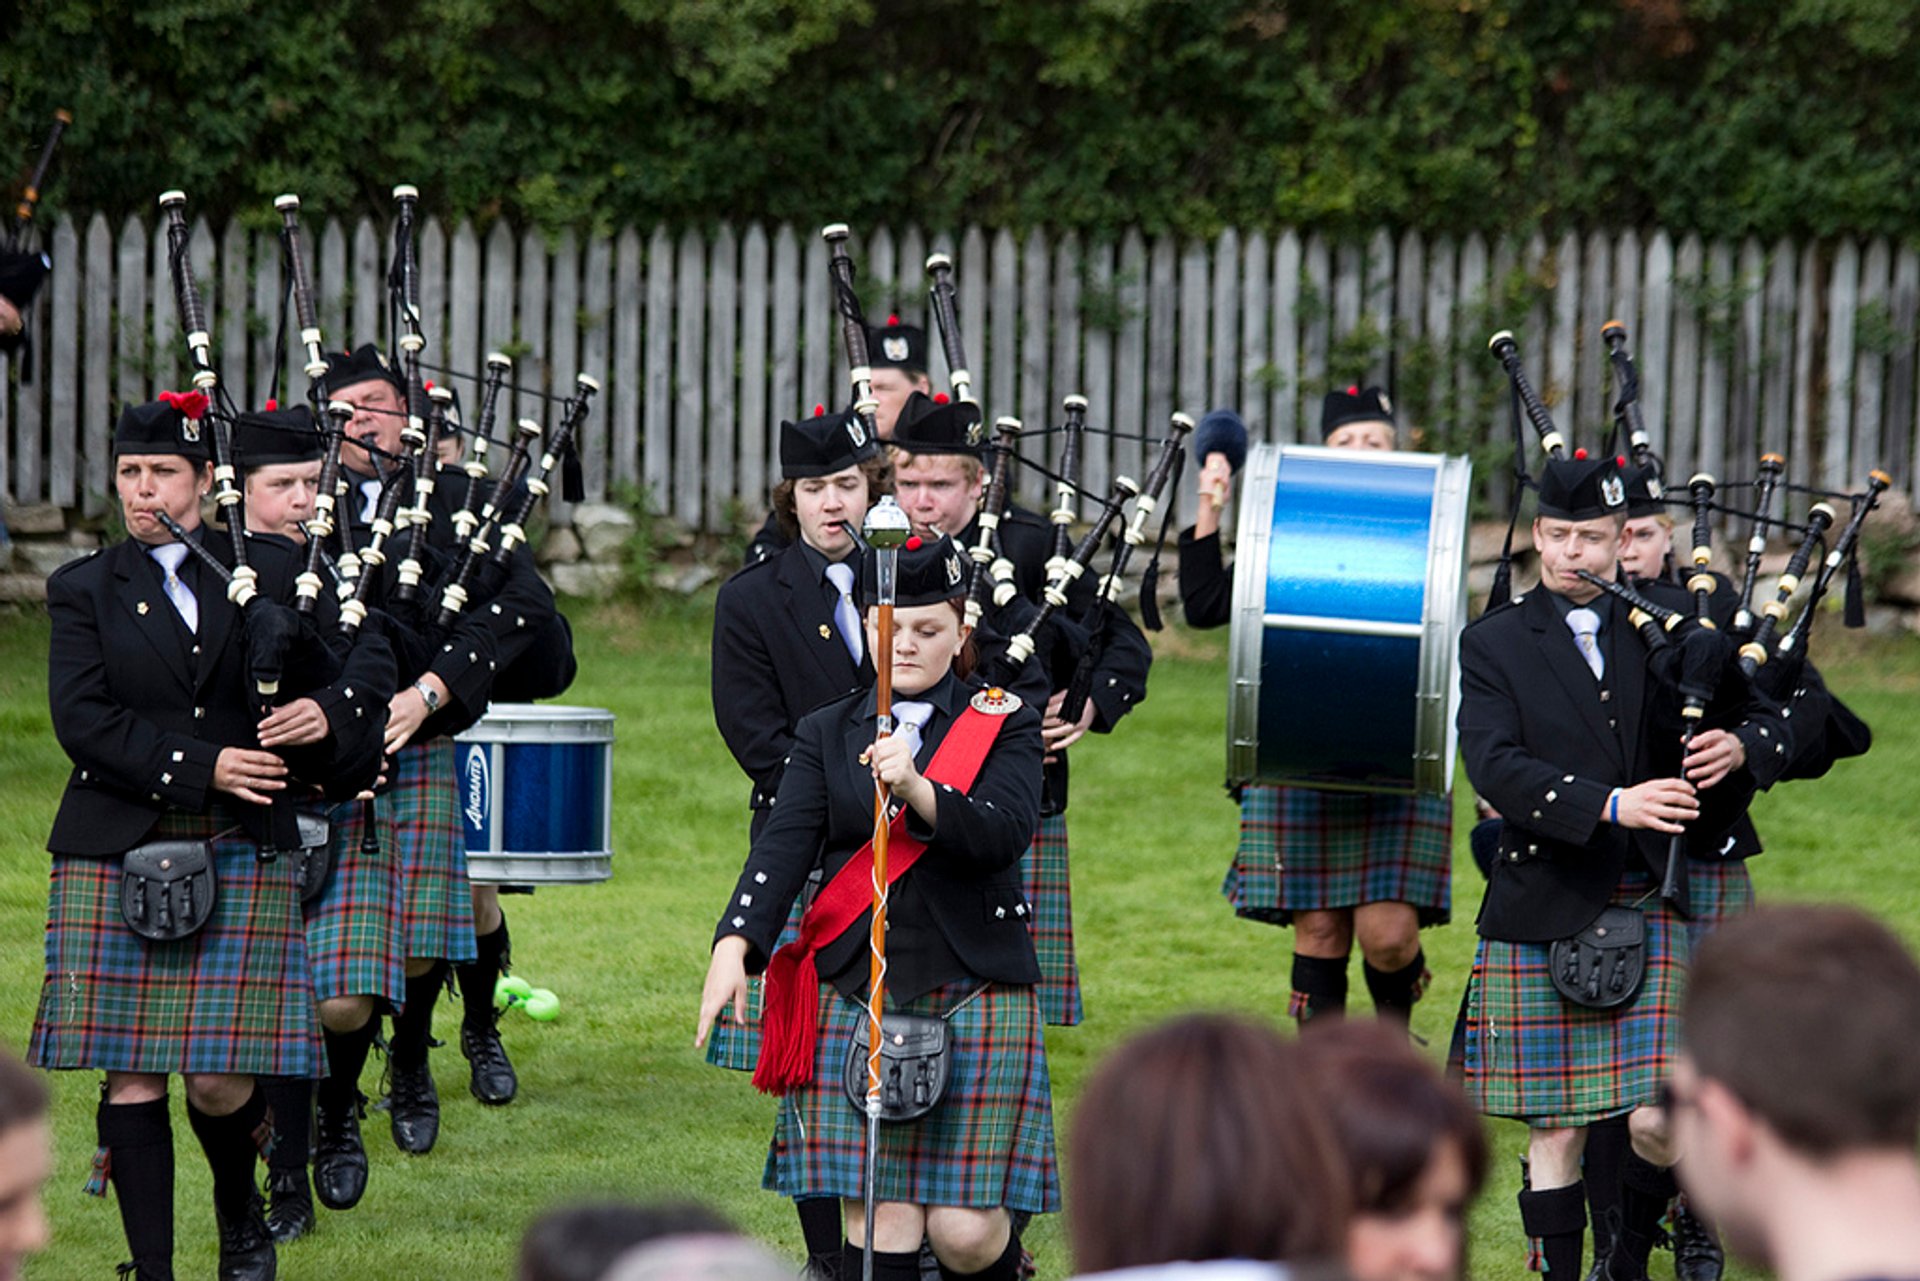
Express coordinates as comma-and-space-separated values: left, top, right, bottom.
752, 703, 1008, 1095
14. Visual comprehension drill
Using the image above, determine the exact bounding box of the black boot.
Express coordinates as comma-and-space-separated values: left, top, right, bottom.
935, 1228, 1023, 1281
185, 1086, 277, 1281
1363, 949, 1430, 1027
1288, 952, 1348, 1026
315, 1020, 377, 1208
1518, 1181, 1586, 1281
1669, 1195, 1725, 1281
259, 1079, 314, 1244
98, 1096, 177, 1281
1581, 1115, 1630, 1280
386, 964, 445, 1154
456, 920, 518, 1105
1599, 1153, 1677, 1281
800, 1197, 845, 1281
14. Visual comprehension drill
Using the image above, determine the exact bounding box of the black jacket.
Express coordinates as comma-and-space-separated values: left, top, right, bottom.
1459, 584, 1790, 942
714, 675, 1043, 1000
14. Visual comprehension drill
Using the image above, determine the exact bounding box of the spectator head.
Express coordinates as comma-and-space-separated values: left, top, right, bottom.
0, 1049, 52, 1281
603, 1234, 791, 1281
1068, 1013, 1350, 1274
519, 1201, 734, 1281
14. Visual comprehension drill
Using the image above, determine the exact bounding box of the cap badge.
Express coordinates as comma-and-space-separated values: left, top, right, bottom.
847, 416, 869, 449
1601, 475, 1626, 509
945, 552, 964, 587
883, 336, 909, 362
1378, 392, 1393, 414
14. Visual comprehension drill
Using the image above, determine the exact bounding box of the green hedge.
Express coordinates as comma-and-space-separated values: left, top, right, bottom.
5, 0, 1919, 239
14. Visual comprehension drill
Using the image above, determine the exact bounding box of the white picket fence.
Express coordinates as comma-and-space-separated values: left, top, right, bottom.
5, 214, 1916, 529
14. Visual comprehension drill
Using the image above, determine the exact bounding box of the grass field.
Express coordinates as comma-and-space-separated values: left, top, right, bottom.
2, 594, 1916, 1280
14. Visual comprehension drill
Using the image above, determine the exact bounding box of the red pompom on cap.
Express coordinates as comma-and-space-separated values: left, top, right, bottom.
887, 314, 901, 326
813, 403, 826, 417
1347, 384, 1359, 395
933, 392, 950, 404
1574, 447, 1589, 460
1617, 455, 1627, 467
905, 535, 923, 551
158, 389, 209, 420
263, 398, 278, 412
423, 379, 435, 391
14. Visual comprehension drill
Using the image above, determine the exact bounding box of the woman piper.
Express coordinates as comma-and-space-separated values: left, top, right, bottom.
1178, 389, 1452, 1030
29, 396, 340, 1281
697, 534, 1054, 1281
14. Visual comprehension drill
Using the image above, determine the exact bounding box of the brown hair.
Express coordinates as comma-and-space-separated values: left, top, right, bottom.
770, 455, 893, 543
1685, 904, 1920, 1156
1294, 1021, 1489, 1215
0, 1047, 48, 1132
886, 447, 983, 487
1068, 1014, 1351, 1272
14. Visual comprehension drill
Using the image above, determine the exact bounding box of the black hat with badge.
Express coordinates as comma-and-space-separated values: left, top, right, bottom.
868, 314, 927, 374
1321, 384, 1396, 440
780, 404, 878, 479
1537, 450, 1627, 521
890, 391, 983, 457
1618, 456, 1666, 517
234, 403, 323, 470
861, 532, 969, 606
114, 392, 212, 463
323, 342, 403, 395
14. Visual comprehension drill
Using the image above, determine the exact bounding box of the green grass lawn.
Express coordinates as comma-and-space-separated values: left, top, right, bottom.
3, 596, 1916, 1280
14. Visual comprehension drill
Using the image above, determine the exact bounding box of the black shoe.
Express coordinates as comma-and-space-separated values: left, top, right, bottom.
214, 1190, 278, 1281
115, 1262, 175, 1280
461, 1018, 518, 1105
386, 1056, 440, 1154
263, 1166, 313, 1244
313, 1090, 370, 1210
1671, 1203, 1725, 1281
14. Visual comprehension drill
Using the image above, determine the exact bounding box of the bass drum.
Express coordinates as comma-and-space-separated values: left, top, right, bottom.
1227, 443, 1471, 796
456, 704, 615, 884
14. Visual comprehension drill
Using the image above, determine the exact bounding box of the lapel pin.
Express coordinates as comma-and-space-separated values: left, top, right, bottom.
818, 623, 832, 639
137, 601, 150, 615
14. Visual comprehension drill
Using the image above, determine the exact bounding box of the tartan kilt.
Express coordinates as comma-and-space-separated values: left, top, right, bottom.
28, 809, 323, 1078
1683, 857, 1756, 952
383, 738, 477, 965
1222, 783, 1452, 927
1020, 814, 1082, 1026
706, 892, 807, 1072
304, 798, 407, 1008
763, 979, 1060, 1214
1461, 873, 1684, 1128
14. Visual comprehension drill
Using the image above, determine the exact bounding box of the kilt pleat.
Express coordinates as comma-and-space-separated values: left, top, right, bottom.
384, 739, 477, 965
706, 893, 808, 1072
28, 810, 323, 1078
1462, 874, 1683, 1127
304, 799, 406, 1007
763, 979, 1060, 1214
1020, 814, 1082, 1026
1682, 857, 1755, 952
1222, 783, 1452, 927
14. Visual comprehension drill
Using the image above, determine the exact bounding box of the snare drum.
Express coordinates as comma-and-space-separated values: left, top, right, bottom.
1227, 444, 1471, 795
455, 704, 615, 884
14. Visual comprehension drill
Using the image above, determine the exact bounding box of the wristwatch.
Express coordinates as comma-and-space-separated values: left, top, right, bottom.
412, 679, 441, 713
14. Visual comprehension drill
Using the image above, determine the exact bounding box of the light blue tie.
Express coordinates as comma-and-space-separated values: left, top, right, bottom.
891, 700, 934, 760
825, 561, 863, 664
150, 543, 199, 633
1566, 607, 1603, 680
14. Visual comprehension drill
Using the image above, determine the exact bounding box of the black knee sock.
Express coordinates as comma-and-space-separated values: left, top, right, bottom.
260, 1078, 311, 1174
391, 963, 448, 1065
1518, 1181, 1586, 1278
321, 1019, 379, 1109
1363, 949, 1429, 1025
1289, 952, 1348, 1025
799, 1198, 844, 1268
842, 1242, 923, 1281
1612, 1152, 1678, 1277
98, 1097, 175, 1271
935, 1228, 1022, 1281
186, 1085, 270, 1226
1583, 1115, 1631, 1261
457, 918, 510, 1029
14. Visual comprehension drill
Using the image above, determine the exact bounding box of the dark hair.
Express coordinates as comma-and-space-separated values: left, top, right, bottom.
771, 454, 893, 542
1685, 904, 1920, 1156
519, 1200, 735, 1281
0, 1048, 48, 1132
1068, 1014, 1351, 1273
1294, 1021, 1489, 1215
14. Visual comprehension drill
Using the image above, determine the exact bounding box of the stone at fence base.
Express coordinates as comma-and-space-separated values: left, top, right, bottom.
548, 561, 623, 598
539, 526, 583, 566
21, 544, 95, 576
569, 503, 636, 561
7, 503, 65, 536
0, 573, 47, 603
657, 564, 715, 596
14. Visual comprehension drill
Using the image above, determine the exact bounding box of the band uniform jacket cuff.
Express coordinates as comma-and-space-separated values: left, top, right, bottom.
1505, 774, 1614, 847
128, 734, 220, 812
1733, 719, 1792, 788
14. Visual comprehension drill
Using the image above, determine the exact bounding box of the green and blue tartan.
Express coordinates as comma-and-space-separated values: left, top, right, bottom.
1020, 814, 1082, 1026
1683, 857, 1756, 951
305, 799, 406, 1007
763, 979, 1060, 1214
384, 738, 477, 965
706, 893, 807, 1072
1223, 783, 1452, 926
28, 809, 322, 1078
1461, 873, 1684, 1128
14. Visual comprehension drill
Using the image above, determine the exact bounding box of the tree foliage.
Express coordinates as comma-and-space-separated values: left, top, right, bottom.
4, 0, 1918, 238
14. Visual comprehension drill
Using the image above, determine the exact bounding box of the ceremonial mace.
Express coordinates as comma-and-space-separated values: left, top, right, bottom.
860, 494, 912, 1281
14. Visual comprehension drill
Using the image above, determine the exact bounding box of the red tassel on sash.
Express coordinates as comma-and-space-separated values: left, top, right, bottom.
751, 702, 1009, 1095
